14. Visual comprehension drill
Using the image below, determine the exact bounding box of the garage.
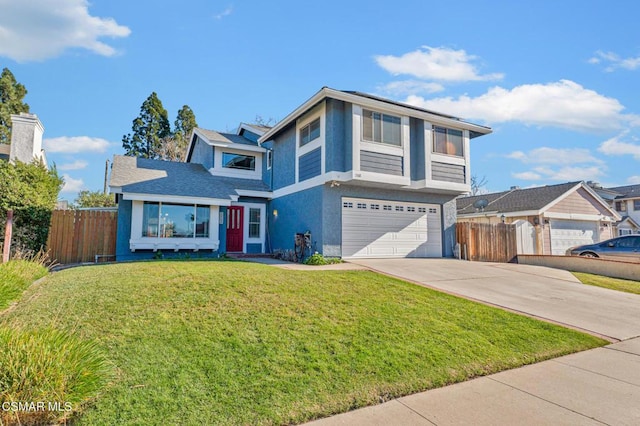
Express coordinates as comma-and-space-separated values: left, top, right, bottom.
341, 197, 442, 258
549, 219, 599, 255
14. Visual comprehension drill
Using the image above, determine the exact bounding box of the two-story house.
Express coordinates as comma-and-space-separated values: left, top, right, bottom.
109, 87, 491, 260
608, 184, 640, 235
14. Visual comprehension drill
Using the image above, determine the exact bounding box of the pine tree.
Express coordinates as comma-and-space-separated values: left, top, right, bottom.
122, 92, 171, 158
0, 68, 29, 144
172, 105, 198, 160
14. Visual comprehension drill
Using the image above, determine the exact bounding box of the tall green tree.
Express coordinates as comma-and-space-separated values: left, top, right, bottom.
122, 92, 171, 158
171, 105, 198, 160
0, 68, 30, 144
0, 160, 63, 253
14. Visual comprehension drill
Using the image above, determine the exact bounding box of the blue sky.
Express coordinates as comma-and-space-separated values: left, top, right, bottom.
2, 0, 639, 200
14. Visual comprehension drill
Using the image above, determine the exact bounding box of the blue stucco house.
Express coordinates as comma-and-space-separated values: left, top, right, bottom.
109, 87, 491, 261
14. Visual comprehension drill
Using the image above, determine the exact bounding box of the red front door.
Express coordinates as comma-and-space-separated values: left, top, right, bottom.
226, 206, 244, 252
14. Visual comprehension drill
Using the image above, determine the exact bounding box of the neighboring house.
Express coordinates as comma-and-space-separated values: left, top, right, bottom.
109, 87, 492, 261
0, 113, 47, 164
607, 184, 640, 235
457, 181, 621, 255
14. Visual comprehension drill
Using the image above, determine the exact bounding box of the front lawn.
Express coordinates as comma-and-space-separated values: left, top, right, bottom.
573, 272, 640, 295
2, 261, 606, 425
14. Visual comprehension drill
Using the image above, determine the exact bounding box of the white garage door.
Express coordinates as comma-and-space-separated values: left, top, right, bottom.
550, 220, 599, 255
341, 197, 442, 258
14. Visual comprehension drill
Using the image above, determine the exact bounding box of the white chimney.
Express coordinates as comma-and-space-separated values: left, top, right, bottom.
9, 113, 45, 164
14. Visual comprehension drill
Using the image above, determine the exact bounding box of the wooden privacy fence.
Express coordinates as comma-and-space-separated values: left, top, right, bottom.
46, 209, 117, 264
456, 222, 517, 263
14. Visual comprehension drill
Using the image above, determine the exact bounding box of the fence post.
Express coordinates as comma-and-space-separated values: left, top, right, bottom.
2, 209, 13, 263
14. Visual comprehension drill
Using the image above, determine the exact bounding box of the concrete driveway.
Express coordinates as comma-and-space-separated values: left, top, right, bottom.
350, 258, 640, 341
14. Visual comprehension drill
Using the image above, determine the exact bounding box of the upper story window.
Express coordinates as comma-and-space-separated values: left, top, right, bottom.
433, 126, 463, 157
300, 118, 320, 146
362, 109, 401, 146
616, 201, 627, 212
266, 150, 273, 170
634, 200, 640, 211
222, 152, 255, 171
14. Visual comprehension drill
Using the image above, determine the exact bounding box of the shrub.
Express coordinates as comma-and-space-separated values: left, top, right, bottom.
0, 327, 112, 426
0, 260, 48, 310
303, 252, 342, 265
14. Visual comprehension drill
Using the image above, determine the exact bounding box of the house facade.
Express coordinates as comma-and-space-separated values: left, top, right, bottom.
457, 182, 621, 255
110, 87, 491, 260
608, 184, 640, 235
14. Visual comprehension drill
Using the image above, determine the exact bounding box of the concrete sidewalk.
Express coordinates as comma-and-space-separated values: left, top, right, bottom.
306, 337, 640, 425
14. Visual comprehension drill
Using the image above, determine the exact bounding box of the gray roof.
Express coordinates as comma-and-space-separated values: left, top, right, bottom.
608, 184, 640, 199
110, 155, 269, 201
195, 127, 258, 146
457, 181, 581, 215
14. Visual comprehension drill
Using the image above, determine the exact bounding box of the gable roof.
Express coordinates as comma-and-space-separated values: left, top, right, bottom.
258, 87, 492, 143
608, 184, 640, 199
193, 128, 259, 147
457, 182, 582, 215
109, 155, 269, 203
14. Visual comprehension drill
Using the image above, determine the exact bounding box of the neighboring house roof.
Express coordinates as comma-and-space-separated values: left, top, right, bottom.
109, 155, 269, 203
618, 216, 640, 229
457, 181, 620, 220
458, 182, 581, 215
608, 184, 640, 200
259, 87, 492, 143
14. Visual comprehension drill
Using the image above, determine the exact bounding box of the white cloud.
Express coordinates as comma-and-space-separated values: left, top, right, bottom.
512, 171, 542, 180
627, 176, 640, 184
214, 5, 233, 20
58, 160, 88, 171
60, 174, 84, 194
374, 46, 503, 82
0, 0, 131, 62
44, 136, 112, 154
506, 147, 603, 166
589, 50, 640, 72
598, 133, 640, 160
406, 80, 630, 132
378, 80, 445, 96
532, 166, 605, 181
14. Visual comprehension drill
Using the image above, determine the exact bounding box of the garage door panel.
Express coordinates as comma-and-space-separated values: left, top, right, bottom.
342, 197, 442, 258
550, 220, 599, 256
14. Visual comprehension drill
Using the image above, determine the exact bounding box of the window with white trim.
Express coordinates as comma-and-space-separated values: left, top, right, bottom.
266, 150, 273, 170
248, 208, 261, 238
362, 109, 401, 146
433, 126, 463, 157
222, 152, 255, 170
142, 202, 209, 238
300, 118, 320, 146
634, 200, 640, 211
616, 201, 627, 212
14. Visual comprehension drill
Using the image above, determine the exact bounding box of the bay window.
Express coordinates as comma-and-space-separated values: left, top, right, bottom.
142, 202, 210, 238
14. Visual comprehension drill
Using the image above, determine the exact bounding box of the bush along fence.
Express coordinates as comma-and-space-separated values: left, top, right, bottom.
456, 222, 518, 263
46, 209, 117, 264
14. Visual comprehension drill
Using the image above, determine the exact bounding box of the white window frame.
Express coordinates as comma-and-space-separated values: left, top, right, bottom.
352, 104, 410, 184
234, 202, 266, 253
266, 150, 273, 170
129, 200, 220, 251
361, 109, 402, 147
299, 117, 321, 147
423, 121, 470, 189
210, 146, 262, 179
295, 102, 325, 183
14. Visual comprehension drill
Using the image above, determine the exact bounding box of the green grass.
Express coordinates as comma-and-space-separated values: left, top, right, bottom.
573, 272, 640, 295
0, 260, 48, 310
2, 261, 606, 425
0, 327, 112, 426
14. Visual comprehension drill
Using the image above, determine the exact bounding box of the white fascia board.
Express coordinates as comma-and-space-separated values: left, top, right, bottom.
457, 211, 500, 219
235, 190, 272, 199
109, 185, 122, 194
259, 88, 492, 143
544, 212, 616, 221
122, 192, 232, 206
